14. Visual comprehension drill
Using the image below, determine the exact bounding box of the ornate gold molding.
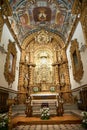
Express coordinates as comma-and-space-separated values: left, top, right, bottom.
4, 40, 17, 85
80, 1, 87, 46
71, 0, 81, 14
1, 0, 12, 17
0, 11, 4, 42
22, 30, 64, 50
70, 39, 84, 82
4, 18, 21, 51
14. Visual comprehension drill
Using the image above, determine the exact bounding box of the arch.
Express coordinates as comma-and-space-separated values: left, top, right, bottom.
21, 29, 65, 50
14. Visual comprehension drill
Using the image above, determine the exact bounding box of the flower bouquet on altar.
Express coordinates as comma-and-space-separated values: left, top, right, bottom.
81, 111, 87, 128
40, 107, 50, 120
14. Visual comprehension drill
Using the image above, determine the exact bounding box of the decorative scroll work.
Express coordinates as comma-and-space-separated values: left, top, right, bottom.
0, 11, 4, 42
70, 39, 84, 82
4, 40, 17, 84
80, 1, 87, 46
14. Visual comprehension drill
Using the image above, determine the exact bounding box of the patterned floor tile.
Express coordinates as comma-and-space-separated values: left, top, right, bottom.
13, 124, 86, 130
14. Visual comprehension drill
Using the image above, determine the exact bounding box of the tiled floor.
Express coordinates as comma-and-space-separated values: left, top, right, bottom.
12, 124, 86, 130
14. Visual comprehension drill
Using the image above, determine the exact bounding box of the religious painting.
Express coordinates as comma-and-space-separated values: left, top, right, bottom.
8, 0, 75, 43
33, 7, 51, 22
55, 11, 65, 26
8, 53, 14, 73
70, 39, 84, 82
19, 12, 30, 27
72, 50, 78, 69
4, 40, 17, 85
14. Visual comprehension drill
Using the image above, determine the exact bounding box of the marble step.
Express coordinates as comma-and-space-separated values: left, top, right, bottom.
32, 109, 57, 116
12, 104, 26, 111
63, 103, 78, 110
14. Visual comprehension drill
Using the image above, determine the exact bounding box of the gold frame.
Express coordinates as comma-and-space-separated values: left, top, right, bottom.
70, 39, 84, 82
4, 40, 17, 84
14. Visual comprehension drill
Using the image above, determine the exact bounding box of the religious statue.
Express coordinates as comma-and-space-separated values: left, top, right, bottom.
25, 96, 32, 117
56, 93, 64, 116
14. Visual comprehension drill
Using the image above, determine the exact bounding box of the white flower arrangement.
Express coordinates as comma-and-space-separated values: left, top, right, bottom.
81, 111, 87, 128
40, 107, 50, 120
0, 113, 8, 129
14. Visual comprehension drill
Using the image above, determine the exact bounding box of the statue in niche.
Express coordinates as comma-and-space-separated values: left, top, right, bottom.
36, 64, 52, 84
60, 73, 65, 86
58, 51, 62, 62
24, 73, 29, 88
34, 51, 53, 84
25, 54, 29, 63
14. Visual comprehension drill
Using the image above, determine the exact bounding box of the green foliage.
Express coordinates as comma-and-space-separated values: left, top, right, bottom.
0, 113, 8, 129
40, 107, 50, 120
81, 111, 87, 128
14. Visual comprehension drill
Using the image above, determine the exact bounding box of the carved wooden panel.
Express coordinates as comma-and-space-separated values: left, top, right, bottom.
0, 91, 9, 113
70, 39, 84, 82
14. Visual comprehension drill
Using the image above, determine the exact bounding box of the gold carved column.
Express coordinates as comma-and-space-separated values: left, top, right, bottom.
28, 64, 34, 86
54, 64, 60, 86
18, 63, 26, 104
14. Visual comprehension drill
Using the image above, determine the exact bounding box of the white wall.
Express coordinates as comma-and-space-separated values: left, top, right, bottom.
0, 23, 20, 92
66, 22, 87, 90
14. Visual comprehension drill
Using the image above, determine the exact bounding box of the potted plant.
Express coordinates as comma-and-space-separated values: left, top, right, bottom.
40, 107, 50, 120
81, 111, 87, 128
0, 113, 8, 130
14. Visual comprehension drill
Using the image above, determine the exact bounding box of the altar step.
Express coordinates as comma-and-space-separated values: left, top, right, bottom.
63, 103, 78, 110
32, 99, 57, 116
12, 104, 26, 117
12, 103, 82, 119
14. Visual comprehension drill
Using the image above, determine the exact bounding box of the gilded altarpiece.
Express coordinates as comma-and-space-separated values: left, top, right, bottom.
18, 31, 71, 103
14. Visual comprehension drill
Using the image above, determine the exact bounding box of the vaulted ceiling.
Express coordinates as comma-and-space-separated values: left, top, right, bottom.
8, 0, 76, 45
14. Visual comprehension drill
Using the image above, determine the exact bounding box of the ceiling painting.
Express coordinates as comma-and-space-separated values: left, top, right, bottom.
8, 0, 75, 44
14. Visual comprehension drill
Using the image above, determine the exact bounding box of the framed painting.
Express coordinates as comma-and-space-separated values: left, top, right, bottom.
70, 39, 84, 82
4, 40, 17, 84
